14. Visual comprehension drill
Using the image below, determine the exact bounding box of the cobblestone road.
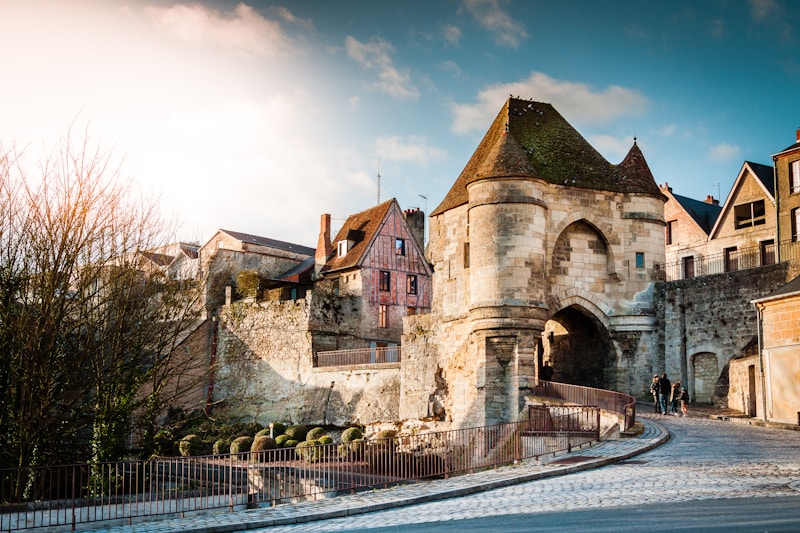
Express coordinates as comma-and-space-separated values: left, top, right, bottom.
264, 413, 800, 532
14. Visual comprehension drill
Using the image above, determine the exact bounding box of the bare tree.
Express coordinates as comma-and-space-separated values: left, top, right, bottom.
0, 128, 205, 471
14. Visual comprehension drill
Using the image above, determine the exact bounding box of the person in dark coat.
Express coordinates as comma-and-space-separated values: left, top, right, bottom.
658, 372, 672, 415
541, 361, 554, 382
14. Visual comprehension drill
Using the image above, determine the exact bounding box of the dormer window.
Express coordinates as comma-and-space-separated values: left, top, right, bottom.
734, 200, 765, 229
337, 240, 348, 257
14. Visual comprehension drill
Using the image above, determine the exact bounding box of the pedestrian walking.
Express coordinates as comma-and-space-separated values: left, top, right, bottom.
670, 380, 682, 415
658, 372, 671, 415
541, 360, 554, 381
650, 375, 660, 413
680, 386, 690, 417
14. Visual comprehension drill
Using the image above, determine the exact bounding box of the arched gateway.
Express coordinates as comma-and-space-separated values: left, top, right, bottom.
400, 97, 666, 428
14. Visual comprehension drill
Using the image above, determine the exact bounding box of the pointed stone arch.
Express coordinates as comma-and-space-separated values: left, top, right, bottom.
550, 213, 620, 269
548, 219, 618, 296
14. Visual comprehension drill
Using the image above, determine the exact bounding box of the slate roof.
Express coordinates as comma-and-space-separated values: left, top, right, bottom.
431, 97, 663, 216
671, 192, 722, 234
745, 161, 775, 197
140, 251, 174, 267
321, 199, 396, 274
774, 140, 800, 157
275, 257, 315, 284
219, 229, 315, 257
752, 274, 800, 303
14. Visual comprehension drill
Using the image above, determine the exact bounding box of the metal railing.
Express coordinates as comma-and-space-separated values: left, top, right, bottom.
0, 411, 598, 531
316, 346, 401, 367
533, 380, 636, 430
658, 239, 800, 281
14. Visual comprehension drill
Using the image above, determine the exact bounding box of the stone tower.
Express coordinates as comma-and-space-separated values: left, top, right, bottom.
400, 97, 667, 428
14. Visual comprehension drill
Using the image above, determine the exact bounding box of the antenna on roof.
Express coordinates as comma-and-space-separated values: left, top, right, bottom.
377, 159, 381, 204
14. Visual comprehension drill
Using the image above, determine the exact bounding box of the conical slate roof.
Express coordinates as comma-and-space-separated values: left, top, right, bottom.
432, 97, 663, 216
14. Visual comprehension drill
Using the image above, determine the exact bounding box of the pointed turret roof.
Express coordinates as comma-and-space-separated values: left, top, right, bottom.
432, 97, 663, 216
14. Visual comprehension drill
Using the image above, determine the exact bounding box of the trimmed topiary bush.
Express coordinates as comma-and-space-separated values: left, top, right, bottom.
230, 436, 252, 455
252, 436, 276, 451
153, 429, 175, 457
212, 438, 231, 455
178, 434, 204, 457
271, 422, 286, 437
341, 427, 363, 443
284, 439, 299, 448
275, 434, 292, 448
295, 440, 321, 462
306, 427, 326, 441
255, 428, 272, 439
284, 425, 308, 442
318, 435, 333, 445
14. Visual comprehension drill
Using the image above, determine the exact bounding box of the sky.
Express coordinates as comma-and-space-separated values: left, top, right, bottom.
1, 0, 799, 248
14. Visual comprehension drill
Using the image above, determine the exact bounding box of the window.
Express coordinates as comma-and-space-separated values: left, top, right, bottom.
724, 247, 738, 272
760, 239, 775, 266
379, 270, 390, 291
463, 242, 470, 268
682, 256, 695, 279
793, 208, 800, 242
395, 238, 406, 256
734, 200, 766, 229
666, 220, 676, 245
406, 274, 417, 294
635, 252, 645, 269
379, 304, 388, 328
791, 160, 800, 194
337, 240, 348, 257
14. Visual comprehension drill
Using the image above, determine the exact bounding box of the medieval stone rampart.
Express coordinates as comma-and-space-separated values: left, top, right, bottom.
654, 261, 800, 404
213, 293, 400, 427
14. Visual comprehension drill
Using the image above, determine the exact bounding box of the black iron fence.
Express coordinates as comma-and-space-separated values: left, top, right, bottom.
0, 409, 599, 531
657, 239, 800, 282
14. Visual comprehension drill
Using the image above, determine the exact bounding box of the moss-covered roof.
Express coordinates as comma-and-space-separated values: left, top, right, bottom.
431, 97, 663, 216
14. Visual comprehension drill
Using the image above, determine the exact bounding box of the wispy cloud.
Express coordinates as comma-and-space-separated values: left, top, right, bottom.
374, 136, 446, 164
658, 124, 677, 137
345, 36, 420, 100
443, 24, 462, 45
461, 0, 528, 48
709, 142, 741, 162
144, 2, 297, 58
749, 0, 779, 20
451, 71, 648, 134
441, 60, 462, 78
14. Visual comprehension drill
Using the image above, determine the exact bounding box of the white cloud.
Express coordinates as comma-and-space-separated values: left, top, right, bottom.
461, 0, 528, 48
589, 135, 636, 163
374, 136, 447, 164
709, 143, 741, 162
144, 2, 295, 58
451, 71, 649, 134
345, 36, 420, 100
443, 24, 462, 45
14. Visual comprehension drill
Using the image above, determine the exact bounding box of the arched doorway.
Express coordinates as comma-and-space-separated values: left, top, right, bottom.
542, 305, 611, 389
692, 352, 718, 403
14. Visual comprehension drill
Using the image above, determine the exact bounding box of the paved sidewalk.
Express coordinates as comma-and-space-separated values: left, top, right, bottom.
90, 420, 668, 533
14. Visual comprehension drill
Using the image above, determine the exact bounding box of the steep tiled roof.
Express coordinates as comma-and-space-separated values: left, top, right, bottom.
321, 199, 395, 273
745, 161, 775, 197
671, 192, 722, 234
220, 229, 315, 256
140, 251, 174, 267
432, 97, 663, 216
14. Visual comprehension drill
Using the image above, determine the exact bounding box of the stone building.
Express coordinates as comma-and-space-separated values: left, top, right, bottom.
401, 97, 667, 428
742, 276, 800, 424
773, 129, 800, 259
661, 184, 721, 280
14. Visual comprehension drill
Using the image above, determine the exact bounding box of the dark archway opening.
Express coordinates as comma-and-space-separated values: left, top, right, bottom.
542, 306, 610, 389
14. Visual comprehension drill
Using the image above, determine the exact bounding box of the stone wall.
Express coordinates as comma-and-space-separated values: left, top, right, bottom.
654, 261, 800, 404
212, 293, 400, 427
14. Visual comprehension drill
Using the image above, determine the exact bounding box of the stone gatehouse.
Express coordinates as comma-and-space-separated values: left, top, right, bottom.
400, 97, 666, 429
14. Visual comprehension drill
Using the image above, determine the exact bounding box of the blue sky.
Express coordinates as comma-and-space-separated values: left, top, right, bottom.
1, 0, 798, 246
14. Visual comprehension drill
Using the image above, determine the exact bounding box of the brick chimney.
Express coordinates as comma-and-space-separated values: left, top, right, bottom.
315, 213, 332, 275
796, 128, 800, 143
704, 195, 719, 205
